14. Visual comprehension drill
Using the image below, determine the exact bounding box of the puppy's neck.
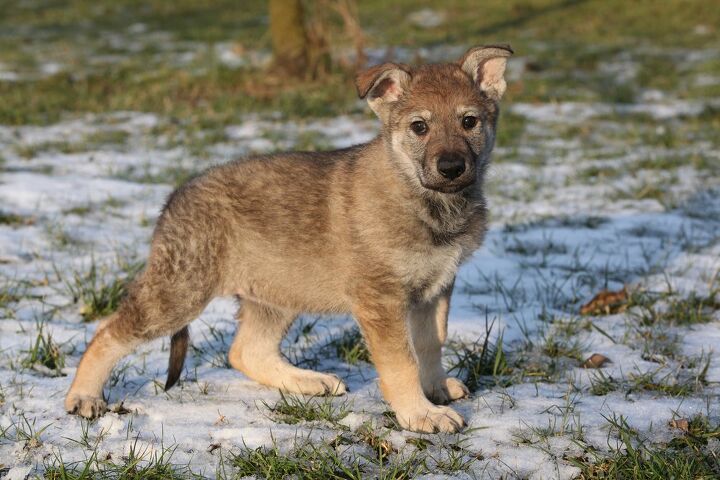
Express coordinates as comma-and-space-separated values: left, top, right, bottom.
419, 187, 485, 245
360, 136, 485, 242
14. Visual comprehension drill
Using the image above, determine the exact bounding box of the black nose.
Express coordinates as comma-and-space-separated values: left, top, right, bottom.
436, 153, 466, 180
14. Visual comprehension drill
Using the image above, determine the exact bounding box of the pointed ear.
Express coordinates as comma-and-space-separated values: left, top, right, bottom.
459, 44, 513, 101
356, 62, 412, 120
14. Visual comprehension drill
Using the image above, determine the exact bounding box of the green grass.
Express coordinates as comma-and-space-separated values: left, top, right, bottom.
15, 140, 90, 159
585, 353, 710, 398
573, 414, 720, 479
13, 130, 132, 159
596, 111, 720, 153
63, 197, 126, 217
427, 445, 478, 475
57, 257, 144, 321
577, 164, 621, 183
352, 424, 397, 463
188, 321, 232, 369
1, 1, 719, 125
636, 326, 680, 361
332, 327, 371, 365
228, 441, 366, 480
503, 215, 609, 234
63, 204, 94, 217
504, 236, 568, 257
0, 210, 31, 226
507, 316, 589, 383
21, 320, 66, 376
514, 406, 585, 445
607, 178, 678, 208
626, 368, 701, 398
663, 293, 720, 326
114, 164, 199, 187
495, 111, 527, 147
45, 222, 88, 250
294, 130, 334, 152
228, 437, 431, 480
2, 413, 51, 451
634, 291, 720, 327
360, 0, 720, 50
43, 439, 202, 480
588, 370, 620, 396
84, 129, 130, 146
0, 63, 357, 125
1, 1, 268, 46
263, 391, 350, 426
0, 278, 24, 309
540, 334, 584, 361
37, 414, 472, 479
446, 321, 509, 391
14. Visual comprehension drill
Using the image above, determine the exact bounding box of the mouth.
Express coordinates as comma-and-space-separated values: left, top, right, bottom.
420, 178, 475, 194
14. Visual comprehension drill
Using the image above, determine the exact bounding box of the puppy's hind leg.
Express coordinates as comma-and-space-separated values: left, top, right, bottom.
64, 312, 141, 418
66, 272, 212, 418
229, 301, 346, 396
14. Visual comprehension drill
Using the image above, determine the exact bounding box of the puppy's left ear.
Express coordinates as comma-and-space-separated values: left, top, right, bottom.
459, 44, 513, 101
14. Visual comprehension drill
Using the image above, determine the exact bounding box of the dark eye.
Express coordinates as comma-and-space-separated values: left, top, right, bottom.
410, 120, 428, 136
462, 116, 478, 130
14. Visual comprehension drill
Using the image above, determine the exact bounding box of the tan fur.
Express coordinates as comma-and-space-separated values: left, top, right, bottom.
65, 45, 513, 433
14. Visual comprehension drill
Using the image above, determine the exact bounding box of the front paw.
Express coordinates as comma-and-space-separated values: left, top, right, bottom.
396, 403, 465, 433
65, 394, 107, 419
424, 376, 470, 405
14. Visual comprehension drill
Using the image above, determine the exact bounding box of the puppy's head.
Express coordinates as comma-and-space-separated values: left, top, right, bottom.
356, 45, 512, 194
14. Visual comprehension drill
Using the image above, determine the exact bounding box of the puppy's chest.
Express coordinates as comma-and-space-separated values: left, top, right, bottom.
397, 243, 464, 302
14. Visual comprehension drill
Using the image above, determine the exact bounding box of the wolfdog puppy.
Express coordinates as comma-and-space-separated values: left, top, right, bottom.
66, 45, 513, 433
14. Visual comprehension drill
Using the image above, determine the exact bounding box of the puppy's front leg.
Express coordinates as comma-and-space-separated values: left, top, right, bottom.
410, 282, 470, 405
353, 298, 465, 433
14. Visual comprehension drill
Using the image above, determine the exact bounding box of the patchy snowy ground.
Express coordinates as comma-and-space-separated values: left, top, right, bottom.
1, 40, 720, 480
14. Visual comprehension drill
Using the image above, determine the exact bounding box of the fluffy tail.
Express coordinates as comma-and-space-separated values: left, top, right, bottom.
164, 326, 189, 391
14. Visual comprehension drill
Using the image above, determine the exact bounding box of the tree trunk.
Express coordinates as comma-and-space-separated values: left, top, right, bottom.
269, 0, 309, 78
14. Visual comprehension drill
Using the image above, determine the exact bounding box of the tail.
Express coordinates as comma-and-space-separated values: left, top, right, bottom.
164, 326, 189, 391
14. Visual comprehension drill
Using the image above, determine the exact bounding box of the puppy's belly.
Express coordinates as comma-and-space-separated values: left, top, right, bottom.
230, 271, 351, 314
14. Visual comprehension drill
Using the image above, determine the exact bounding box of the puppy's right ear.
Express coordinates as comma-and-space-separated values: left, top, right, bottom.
356, 63, 411, 121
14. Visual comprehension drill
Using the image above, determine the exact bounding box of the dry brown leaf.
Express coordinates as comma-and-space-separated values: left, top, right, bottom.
582, 353, 610, 369
111, 402, 131, 415
358, 425, 395, 460
207, 443, 221, 454
669, 418, 690, 432
580, 287, 629, 316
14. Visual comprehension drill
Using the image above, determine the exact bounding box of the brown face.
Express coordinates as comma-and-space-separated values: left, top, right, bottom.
388, 64, 499, 194
356, 45, 512, 195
